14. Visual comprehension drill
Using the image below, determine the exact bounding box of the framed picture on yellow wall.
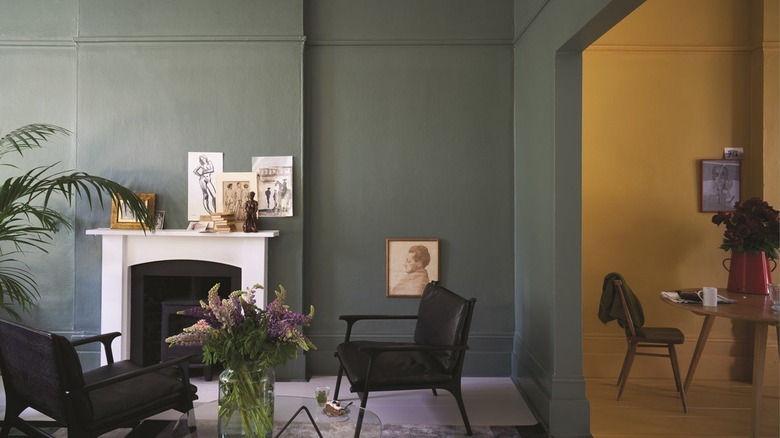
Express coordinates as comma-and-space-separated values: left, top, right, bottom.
700, 159, 739, 212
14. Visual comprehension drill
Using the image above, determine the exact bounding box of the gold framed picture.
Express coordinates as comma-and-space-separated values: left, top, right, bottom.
386, 238, 440, 297
110, 193, 156, 230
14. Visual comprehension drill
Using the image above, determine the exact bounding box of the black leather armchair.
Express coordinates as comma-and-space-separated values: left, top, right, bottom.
0, 319, 198, 437
334, 282, 476, 436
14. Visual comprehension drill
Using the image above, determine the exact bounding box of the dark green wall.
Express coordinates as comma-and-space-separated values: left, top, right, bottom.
303, 0, 515, 377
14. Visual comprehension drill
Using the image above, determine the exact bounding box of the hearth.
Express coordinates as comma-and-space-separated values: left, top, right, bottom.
130, 259, 240, 367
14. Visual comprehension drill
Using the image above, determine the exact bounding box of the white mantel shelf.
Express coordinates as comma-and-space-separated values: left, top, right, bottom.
86, 228, 279, 238
87, 228, 279, 363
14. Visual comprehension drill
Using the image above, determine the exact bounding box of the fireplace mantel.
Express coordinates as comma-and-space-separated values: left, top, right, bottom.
87, 228, 279, 363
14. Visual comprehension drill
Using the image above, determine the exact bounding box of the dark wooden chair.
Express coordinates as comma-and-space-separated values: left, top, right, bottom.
333, 281, 476, 436
0, 319, 198, 437
612, 279, 687, 413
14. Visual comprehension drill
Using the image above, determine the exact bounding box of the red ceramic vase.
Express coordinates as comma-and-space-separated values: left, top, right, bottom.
722, 251, 776, 295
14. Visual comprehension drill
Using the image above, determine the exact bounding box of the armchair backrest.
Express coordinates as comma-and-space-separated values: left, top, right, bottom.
0, 319, 87, 422
413, 282, 476, 371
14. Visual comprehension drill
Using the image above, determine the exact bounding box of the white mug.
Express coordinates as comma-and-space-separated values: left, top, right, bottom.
698, 287, 718, 307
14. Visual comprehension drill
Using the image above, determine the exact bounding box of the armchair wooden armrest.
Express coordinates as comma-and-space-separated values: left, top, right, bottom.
339, 314, 417, 342
70, 332, 122, 364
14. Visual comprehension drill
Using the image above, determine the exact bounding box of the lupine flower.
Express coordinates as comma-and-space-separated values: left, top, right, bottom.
165, 283, 315, 368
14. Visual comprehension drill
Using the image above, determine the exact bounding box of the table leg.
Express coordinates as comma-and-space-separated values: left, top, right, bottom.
274, 406, 323, 438
684, 314, 715, 393
751, 323, 768, 438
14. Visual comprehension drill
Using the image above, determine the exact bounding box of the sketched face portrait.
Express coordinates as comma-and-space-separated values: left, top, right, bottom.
700, 159, 739, 212
386, 239, 439, 297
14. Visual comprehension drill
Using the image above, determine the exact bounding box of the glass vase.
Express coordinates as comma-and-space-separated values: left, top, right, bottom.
218, 362, 275, 438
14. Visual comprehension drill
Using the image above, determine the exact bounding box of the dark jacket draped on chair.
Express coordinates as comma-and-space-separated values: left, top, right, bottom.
598, 272, 645, 336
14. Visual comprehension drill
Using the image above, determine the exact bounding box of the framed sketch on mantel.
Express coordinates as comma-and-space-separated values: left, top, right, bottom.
188, 152, 224, 220
700, 159, 740, 212
252, 156, 293, 218
215, 172, 259, 223
386, 238, 440, 297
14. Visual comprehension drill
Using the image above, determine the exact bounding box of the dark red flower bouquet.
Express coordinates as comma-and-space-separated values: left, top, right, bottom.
712, 197, 779, 260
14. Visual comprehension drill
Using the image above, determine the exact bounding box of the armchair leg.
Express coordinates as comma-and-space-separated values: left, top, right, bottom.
353, 391, 370, 438
186, 408, 198, 432
334, 364, 345, 400
448, 386, 473, 436
0, 400, 26, 438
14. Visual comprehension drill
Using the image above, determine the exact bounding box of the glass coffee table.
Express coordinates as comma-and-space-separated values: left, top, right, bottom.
165, 395, 382, 437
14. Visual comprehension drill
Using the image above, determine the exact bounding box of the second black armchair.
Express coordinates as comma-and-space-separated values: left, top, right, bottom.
333, 281, 476, 436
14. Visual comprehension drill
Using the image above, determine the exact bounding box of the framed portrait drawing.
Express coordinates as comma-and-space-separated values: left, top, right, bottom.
386, 238, 440, 297
215, 172, 259, 223
700, 159, 740, 212
110, 193, 156, 230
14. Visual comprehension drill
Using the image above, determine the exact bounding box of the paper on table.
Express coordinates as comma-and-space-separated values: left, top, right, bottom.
661, 291, 690, 303
660, 291, 735, 304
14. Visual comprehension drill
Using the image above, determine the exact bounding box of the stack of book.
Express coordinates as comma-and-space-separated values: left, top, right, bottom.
209, 212, 237, 233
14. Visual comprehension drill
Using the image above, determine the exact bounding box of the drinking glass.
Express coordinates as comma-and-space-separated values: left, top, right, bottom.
314, 386, 330, 406
767, 283, 780, 311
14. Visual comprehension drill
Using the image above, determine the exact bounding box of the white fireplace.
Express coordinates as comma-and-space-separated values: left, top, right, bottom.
86, 228, 279, 364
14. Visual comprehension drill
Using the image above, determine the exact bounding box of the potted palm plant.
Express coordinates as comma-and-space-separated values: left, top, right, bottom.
0, 123, 153, 319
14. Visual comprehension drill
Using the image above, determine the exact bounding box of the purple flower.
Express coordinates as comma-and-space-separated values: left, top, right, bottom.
165, 283, 316, 367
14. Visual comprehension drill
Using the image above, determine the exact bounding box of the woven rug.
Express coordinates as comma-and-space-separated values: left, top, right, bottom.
2, 420, 548, 437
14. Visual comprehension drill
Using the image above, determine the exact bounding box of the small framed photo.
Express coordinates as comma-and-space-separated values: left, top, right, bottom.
110, 193, 156, 230
700, 159, 740, 212
723, 147, 743, 159
215, 172, 259, 223
154, 211, 165, 230
386, 238, 440, 297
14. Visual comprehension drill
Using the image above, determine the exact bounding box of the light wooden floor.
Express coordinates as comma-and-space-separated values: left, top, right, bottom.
587, 377, 779, 438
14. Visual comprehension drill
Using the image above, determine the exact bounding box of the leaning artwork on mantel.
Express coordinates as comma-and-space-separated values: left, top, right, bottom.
188, 152, 224, 220
386, 238, 440, 297
214, 172, 259, 223
252, 156, 293, 218
110, 193, 156, 230
700, 159, 740, 212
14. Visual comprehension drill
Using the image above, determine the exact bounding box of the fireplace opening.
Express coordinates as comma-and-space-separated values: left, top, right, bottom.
130, 260, 241, 368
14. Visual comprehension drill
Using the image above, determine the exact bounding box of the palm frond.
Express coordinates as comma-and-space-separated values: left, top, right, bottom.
0, 123, 152, 320
0, 124, 71, 161
0, 257, 39, 320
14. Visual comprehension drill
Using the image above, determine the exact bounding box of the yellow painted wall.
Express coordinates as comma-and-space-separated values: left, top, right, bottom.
760, 0, 779, 204
583, 0, 778, 383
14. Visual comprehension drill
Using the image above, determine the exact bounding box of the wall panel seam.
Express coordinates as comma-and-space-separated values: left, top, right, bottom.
588, 44, 755, 54
305, 39, 511, 47
74, 36, 305, 44
513, 0, 550, 45
0, 40, 74, 47
583, 334, 769, 345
